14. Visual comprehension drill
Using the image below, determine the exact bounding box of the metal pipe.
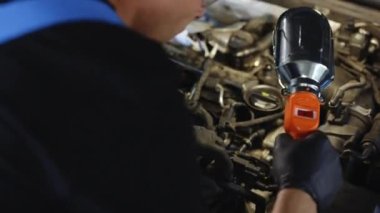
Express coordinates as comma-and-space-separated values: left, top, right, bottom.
215, 84, 225, 108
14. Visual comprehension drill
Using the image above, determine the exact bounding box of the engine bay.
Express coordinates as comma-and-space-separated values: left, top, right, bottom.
164, 2, 380, 212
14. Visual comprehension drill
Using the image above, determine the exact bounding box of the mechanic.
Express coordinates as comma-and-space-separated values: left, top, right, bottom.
0, 0, 342, 212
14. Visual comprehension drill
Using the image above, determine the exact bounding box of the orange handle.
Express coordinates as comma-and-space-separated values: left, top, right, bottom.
284, 92, 320, 139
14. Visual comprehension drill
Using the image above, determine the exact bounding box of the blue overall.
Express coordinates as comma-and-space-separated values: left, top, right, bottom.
0, 0, 123, 44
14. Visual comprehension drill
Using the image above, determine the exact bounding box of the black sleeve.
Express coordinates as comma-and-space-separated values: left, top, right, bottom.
0, 23, 204, 213
0, 106, 71, 212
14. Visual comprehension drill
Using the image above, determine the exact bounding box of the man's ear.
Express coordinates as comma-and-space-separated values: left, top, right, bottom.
107, 0, 119, 7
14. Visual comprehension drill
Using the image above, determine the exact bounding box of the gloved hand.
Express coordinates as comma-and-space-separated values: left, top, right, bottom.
272, 131, 343, 210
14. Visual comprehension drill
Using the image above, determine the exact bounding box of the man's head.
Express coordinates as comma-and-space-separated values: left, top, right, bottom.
108, 0, 204, 42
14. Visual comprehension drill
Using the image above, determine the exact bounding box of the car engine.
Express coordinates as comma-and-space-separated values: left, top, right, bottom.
164, 2, 380, 213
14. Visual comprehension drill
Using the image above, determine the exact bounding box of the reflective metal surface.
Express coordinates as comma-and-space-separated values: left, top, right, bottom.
273, 7, 334, 95
278, 60, 334, 94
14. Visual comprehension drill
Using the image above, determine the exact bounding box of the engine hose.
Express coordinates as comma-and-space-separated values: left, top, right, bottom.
197, 141, 234, 182
337, 54, 366, 72
351, 0, 380, 9
329, 73, 367, 107
231, 112, 283, 128
361, 114, 380, 156
219, 182, 266, 213
189, 59, 213, 106
195, 105, 214, 130
255, 181, 278, 191
370, 76, 380, 106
